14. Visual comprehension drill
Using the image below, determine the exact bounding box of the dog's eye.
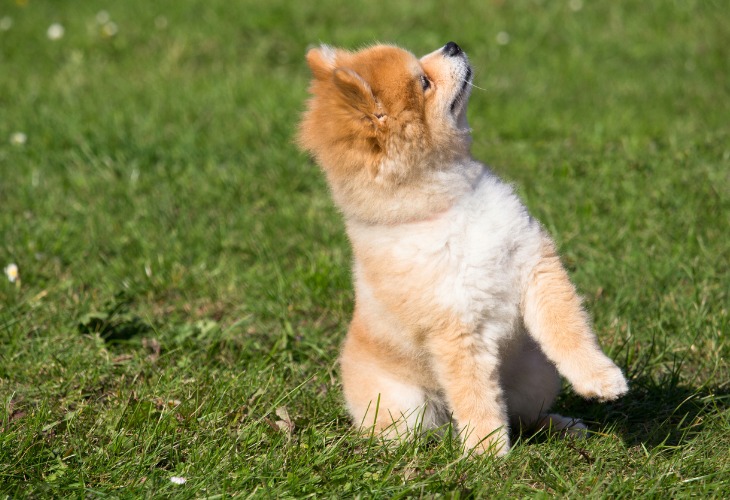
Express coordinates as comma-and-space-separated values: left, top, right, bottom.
420, 75, 431, 91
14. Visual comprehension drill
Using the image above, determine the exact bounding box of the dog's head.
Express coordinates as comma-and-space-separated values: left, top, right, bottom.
298, 42, 474, 187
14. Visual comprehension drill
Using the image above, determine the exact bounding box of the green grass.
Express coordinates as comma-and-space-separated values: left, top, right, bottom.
1, 0, 728, 497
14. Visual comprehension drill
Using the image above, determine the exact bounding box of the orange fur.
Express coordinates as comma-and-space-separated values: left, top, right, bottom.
298, 45, 471, 225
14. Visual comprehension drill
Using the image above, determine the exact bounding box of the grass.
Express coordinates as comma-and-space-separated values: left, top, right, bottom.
1, 0, 728, 497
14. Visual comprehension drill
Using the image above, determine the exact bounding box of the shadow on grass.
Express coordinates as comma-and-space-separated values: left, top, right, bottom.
77, 291, 152, 342
554, 374, 729, 449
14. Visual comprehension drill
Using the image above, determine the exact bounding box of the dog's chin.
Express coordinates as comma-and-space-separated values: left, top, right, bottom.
450, 67, 473, 129
455, 104, 470, 131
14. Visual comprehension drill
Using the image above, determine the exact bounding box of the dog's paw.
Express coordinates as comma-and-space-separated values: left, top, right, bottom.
564, 420, 588, 439
462, 426, 510, 457
539, 413, 588, 438
571, 362, 628, 402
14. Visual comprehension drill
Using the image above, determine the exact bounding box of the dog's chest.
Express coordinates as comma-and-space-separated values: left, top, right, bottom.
349, 182, 539, 325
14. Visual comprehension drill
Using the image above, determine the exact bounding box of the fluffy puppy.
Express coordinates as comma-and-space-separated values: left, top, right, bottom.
298, 42, 628, 455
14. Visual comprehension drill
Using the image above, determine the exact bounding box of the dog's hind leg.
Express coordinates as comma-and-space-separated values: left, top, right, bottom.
500, 334, 561, 429
521, 236, 628, 402
501, 333, 588, 437
339, 312, 443, 440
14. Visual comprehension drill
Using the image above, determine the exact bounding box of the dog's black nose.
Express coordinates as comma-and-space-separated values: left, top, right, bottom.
443, 41, 462, 57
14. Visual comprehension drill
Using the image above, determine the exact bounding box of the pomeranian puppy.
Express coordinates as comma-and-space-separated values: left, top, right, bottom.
298, 42, 628, 455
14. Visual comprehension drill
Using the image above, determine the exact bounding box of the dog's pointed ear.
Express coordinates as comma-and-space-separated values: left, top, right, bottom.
333, 67, 377, 115
306, 45, 337, 80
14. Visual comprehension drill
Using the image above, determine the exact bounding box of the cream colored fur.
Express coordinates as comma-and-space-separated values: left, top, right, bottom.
298, 42, 628, 455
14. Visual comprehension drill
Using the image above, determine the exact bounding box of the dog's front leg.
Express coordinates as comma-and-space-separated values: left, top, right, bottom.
522, 237, 629, 401
426, 322, 510, 456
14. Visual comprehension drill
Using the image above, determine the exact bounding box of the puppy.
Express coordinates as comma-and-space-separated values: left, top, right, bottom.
298, 42, 628, 455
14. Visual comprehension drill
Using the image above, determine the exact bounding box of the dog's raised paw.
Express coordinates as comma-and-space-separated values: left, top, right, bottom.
572, 362, 629, 402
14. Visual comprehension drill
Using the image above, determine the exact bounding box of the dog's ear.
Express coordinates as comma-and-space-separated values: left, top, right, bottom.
332, 68, 378, 115
306, 45, 381, 121
306, 45, 337, 80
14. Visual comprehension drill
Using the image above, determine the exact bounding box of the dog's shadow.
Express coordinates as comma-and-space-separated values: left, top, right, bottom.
544, 372, 729, 450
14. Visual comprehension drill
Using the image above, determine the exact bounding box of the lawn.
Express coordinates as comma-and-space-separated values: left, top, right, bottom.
1, 0, 728, 497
